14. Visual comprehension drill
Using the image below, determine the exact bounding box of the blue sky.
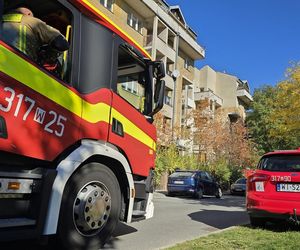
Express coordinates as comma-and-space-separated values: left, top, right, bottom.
167, 0, 300, 93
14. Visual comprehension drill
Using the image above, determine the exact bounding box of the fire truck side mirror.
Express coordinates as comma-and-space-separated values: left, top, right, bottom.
153, 61, 166, 79
149, 79, 165, 116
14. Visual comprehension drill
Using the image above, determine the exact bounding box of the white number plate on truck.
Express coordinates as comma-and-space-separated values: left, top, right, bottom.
276, 183, 300, 192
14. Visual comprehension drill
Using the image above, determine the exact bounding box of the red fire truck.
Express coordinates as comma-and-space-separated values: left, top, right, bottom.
0, 0, 165, 249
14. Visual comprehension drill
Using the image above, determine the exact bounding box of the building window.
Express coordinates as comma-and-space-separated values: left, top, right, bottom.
127, 13, 143, 33
164, 95, 172, 106
100, 0, 114, 11
200, 87, 205, 92
184, 58, 193, 70
120, 77, 138, 95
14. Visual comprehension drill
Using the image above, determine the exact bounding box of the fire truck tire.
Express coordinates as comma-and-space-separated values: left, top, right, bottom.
57, 162, 121, 250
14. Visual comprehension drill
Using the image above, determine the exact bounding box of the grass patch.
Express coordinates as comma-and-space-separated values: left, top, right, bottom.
167, 225, 300, 250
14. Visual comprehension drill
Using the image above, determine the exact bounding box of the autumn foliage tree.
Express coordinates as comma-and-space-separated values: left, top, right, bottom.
193, 100, 256, 165
154, 94, 258, 189
192, 100, 258, 186
270, 65, 300, 147
247, 63, 300, 153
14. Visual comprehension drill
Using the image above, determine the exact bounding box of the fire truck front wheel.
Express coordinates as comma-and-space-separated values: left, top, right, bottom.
57, 163, 121, 250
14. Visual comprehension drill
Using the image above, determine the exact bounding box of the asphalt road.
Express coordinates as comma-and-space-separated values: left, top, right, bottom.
2, 192, 249, 250
106, 192, 249, 249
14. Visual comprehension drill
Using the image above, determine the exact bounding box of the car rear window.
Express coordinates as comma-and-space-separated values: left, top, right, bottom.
169, 172, 195, 178
236, 178, 246, 184
259, 155, 300, 172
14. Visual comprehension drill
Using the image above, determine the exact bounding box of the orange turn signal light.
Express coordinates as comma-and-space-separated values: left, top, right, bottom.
8, 182, 21, 190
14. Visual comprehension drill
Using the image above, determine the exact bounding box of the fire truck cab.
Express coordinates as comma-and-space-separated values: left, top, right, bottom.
0, 0, 165, 249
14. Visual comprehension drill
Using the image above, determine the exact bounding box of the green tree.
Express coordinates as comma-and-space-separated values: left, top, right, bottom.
246, 85, 279, 153
154, 144, 182, 186
200, 158, 231, 189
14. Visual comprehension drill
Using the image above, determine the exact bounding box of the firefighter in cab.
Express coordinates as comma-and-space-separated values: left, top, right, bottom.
2, 5, 69, 71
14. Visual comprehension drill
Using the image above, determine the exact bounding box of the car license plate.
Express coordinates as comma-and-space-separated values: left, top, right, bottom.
174, 181, 184, 184
277, 183, 300, 192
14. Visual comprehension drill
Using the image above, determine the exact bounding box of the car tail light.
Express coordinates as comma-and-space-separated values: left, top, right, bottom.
247, 173, 270, 192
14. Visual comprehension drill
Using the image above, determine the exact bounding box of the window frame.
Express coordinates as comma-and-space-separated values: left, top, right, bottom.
184, 58, 193, 70
127, 13, 143, 34
111, 41, 153, 116
120, 76, 139, 95
100, 0, 114, 12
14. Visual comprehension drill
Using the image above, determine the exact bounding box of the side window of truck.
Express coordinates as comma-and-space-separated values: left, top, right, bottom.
116, 46, 147, 113
2, 0, 73, 83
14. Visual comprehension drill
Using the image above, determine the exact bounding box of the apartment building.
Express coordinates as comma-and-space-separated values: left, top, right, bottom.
194, 65, 253, 120
192, 65, 253, 160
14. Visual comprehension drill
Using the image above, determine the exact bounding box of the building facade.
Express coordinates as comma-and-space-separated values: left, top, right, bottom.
194, 65, 253, 120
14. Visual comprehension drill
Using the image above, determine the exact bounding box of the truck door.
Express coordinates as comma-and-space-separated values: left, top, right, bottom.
109, 44, 156, 177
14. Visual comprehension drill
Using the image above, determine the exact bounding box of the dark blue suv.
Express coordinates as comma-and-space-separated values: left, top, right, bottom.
167, 170, 222, 199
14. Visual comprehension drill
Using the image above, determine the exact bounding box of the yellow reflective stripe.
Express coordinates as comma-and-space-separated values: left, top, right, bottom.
111, 108, 156, 150
23, 26, 27, 53
18, 25, 26, 53
0, 43, 103, 123
0, 44, 157, 150
83, 0, 152, 60
82, 101, 111, 123
2, 14, 23, 22
18, 25, 23, 53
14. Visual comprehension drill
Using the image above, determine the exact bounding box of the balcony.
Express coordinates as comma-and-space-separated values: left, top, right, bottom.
182, 96, 195, 109
142, 0, 205, 60
144, 35, 176, 61
161, 103, 173, 119
156, 38, 176, 60
164, 74, 174, 90
237, 89, 253, 107
194, 89, 223, 107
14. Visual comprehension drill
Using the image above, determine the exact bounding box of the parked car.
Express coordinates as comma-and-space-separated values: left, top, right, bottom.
247, 149, 300, 227
167, 170, 222, 199
230, 178, 247, 195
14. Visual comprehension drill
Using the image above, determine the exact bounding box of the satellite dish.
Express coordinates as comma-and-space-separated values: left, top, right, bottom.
171, 70, 180, 79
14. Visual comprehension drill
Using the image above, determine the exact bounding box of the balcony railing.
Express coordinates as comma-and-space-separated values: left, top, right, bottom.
194, 89, 223, 107
237, 89, 253, 107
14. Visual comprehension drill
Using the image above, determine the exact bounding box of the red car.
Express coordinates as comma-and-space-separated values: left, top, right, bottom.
247, 148, 300, 227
